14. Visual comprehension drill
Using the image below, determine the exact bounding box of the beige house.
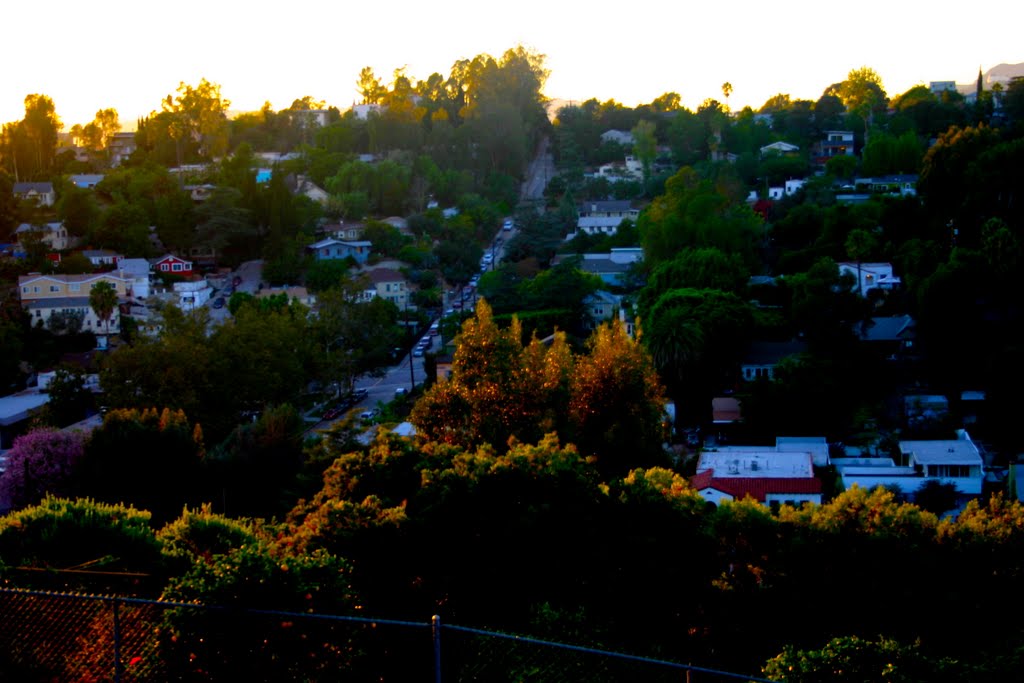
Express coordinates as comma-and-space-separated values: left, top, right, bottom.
15, 222, 72, 252
18, 272, 132, 334
364, 268, 409, 307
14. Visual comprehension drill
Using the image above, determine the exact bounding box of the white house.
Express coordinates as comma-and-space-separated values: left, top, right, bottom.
574, 200, 640, 237
692, 449, 824, 507
785, 179, 805, 195
15, 222, 71, 251
760, 141, 800, 157
174, 280, 212, 311
81, 249, 122, 267
600, 130, 634, 146
117, 258, 152, 300
837, 262, 901, 298
834, 429, 984, 497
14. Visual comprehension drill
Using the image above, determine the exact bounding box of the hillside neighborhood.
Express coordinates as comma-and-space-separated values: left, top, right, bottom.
2, 53, 1024, 680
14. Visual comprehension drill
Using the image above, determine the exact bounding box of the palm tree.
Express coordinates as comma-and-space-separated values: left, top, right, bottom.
721, 82, 733, 110
89, 281, 118, 336
844, 228, 878, 298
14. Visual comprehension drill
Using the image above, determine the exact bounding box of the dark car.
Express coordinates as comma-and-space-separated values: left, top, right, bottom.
232, 276, 242, 287
322, 406, 343, 420
212, 297, 225, 309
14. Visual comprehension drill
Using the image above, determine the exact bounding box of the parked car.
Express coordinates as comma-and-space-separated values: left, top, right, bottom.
359, 408, 380, 422
353, 388, 369, 400
232, 275, 242, 287
503, 219, 513, 231
395, 387, 408, 397
212, 297, 225, 309
322, 406, 343, 420
413, 347, 424, 357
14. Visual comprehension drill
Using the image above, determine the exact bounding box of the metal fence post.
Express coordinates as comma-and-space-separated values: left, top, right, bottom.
112, 598, 123, 683
432, 614, 442, 683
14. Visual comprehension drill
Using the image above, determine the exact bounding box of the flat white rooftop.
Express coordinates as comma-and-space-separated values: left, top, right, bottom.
697, 451, 813, 478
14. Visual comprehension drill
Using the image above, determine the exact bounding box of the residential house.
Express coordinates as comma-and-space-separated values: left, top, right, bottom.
184, 245, 217, 266
68, 174, 104, 189
381, 216, 412, 237
834, 429, 984, 497
319, 221, 367, 242
600, 129, 634, 145
692, 448, 824, 507
308, 238, 372, 264
740, 340, 807, 381
12, 182, 56, 207
929, 81, 957, 95
856, 315, 916, 359
257, 286, 316, 308
583, 290, 621, 329
853, 175, 918, 197
108, 132, 136, 167
364, 268, 409, 307
767, 179, 806, 199
574, 200, 641, 237
151, 254, 194, 276
0, 387, 51, 451
173, 280, 212, 311
595, 156, 644, 183
14, 222, 72, 252
553, 248, 643, 288
837, 262, 900, 298
759, 141, 800, 157
81, 249, 122, 267
255, 152, 301, 165
350, 103, 384, 120
290, 175, 330, 206
785, 179, 805, 195
117, 258, 152, 300
815, 130, 855, 162
17, 272, 132, 333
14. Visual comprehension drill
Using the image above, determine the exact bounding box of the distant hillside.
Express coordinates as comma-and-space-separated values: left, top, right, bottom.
957, 62, 1024, 95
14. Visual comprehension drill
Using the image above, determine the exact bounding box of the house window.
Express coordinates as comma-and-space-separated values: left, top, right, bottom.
70, 284, 80, 292
22, 287, 28, 294
929, 464, 972, 478
172, 263, 183, 272
161, 264, 169, 271
33, 286, 40, 293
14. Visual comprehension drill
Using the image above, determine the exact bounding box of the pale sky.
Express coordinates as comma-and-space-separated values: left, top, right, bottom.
4, 0, 1022, 130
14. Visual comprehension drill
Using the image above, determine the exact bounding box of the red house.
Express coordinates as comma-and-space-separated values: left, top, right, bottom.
151, 254, 193, 276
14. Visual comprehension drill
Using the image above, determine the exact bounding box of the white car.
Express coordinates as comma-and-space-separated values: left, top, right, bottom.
503, 219, 513, 231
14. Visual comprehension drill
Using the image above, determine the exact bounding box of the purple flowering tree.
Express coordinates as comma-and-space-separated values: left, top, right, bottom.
0, 429, 86, 510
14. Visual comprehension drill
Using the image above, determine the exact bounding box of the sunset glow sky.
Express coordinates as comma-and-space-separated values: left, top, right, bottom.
4, 0, 1022, 130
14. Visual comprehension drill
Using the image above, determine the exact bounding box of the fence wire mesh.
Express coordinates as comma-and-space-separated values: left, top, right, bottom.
0, 589, 165, 682
0, 588, 771, 682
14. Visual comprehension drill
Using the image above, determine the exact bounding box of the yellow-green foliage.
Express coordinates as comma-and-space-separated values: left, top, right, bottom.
777, 483, 939, 539
157, 503, 260, 565
0, 496, 160, 573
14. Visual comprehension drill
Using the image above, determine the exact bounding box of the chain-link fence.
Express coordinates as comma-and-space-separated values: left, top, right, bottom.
0, 587, 775, 682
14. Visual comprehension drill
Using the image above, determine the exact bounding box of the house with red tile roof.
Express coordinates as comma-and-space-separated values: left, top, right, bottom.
691, 448, 824, 507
